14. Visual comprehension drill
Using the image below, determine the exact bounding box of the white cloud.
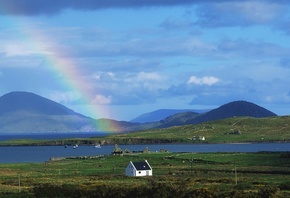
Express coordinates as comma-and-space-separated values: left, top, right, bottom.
187, 76, 220, 86
265, 92, 290, 104
48, 91, 81, 105
220, 1, 285, 23
123, 72, 164, 84
87, 71, 168, 105
92, 94, 112, 105
94, 74, 101, 80
196, 1, 287, 27
125, 72, 166, 91
4, 44, 35, 57
136, 72, 163, 81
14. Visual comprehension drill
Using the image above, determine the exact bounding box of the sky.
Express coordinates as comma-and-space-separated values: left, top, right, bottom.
0, 0, 290, 121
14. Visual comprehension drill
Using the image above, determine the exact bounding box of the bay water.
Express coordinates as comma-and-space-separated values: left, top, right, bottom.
1, 143, 290, 164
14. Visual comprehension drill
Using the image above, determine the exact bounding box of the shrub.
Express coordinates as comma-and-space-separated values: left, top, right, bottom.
279, 181, 290, 191
32, 184, 87, 197
258, 186, 280, 198
235, 182, 253, 190
228, 190, 258, 198
188, 188, 216, 198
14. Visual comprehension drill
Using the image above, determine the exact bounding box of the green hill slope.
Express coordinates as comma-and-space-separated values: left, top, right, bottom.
98, 116, 290, 144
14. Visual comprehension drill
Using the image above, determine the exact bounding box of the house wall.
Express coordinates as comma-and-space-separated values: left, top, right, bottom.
125, 162, 153, 177
136, 170, 152, 177
125, 164, 135, 176
129, 169, 152, 177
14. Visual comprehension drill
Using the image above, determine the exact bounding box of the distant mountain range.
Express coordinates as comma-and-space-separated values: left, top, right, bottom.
155, 100, 277, 128
131, 109, 209, 123
0, 91, 278, 134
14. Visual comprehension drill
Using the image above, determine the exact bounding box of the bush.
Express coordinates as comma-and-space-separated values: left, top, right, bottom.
0, 192, 34, 198
187, 188, 216, 198
279, 181, 290, 191
32, 184, 91, 197
227, 190, 258, 198
258, 186, 280, 198
235, 182, 253, 190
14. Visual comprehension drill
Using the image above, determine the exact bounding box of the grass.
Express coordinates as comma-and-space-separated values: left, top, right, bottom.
92, 116, 290, 144
0, 151, 290, 197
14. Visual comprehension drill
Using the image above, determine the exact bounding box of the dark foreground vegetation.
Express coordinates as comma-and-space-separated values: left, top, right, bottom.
0, 152, 290, 197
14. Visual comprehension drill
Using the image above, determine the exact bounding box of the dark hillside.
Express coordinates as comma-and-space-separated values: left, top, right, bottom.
186, 100, 277, 125
0, 91, 83, 117
131, 109, 207, 123
159, 112, 200, 128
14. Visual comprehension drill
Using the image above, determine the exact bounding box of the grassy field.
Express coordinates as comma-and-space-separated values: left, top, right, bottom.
0, 151, 290, 197
90, 116, 290, 145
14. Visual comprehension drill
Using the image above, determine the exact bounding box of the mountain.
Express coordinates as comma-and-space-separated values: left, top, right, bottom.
131, 109, 209, 123
0, 91, 134, 133
185, 100, 277, 125
128, 101, 277, 130
0, 91, 85, 117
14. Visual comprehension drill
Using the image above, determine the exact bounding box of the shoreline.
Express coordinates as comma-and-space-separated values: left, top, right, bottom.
1, 140, 290, 147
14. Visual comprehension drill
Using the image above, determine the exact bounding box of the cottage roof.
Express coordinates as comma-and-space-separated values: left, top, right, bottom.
132, 161, 151, 171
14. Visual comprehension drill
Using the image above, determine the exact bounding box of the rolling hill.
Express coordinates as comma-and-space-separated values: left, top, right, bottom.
98, 116, 290, 144
185, 100, 277, 125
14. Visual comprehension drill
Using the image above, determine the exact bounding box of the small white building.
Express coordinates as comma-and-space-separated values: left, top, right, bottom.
125, 160, 152, 177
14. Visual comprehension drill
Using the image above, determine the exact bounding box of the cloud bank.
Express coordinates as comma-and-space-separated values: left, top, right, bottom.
0, 0, 195, 15
1, 0, 288, 16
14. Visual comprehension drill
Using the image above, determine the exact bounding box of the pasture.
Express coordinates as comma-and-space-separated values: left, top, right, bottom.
0, 151, 290, 197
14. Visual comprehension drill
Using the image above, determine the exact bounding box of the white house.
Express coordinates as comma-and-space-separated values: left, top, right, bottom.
125, 160, 152, 177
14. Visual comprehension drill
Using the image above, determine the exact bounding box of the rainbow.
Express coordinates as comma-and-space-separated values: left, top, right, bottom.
14, 19, 121, 132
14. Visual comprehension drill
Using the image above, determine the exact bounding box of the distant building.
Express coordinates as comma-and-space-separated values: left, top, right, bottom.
125, 160, 152, 177
111, 144, 123, 155
192, 136, 205, 141
143, 147, 151, 153
200, 136, 205, 141
160, 148, 169, 153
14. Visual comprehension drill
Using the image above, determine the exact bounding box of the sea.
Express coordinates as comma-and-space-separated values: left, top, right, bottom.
0, 133, 290, 164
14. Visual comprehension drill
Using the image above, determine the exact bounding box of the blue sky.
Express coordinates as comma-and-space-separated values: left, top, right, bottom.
0, 0, 290, 121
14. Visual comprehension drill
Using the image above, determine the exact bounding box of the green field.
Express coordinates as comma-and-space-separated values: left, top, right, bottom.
92, 116, 290, 145
0, 152, 290, 197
